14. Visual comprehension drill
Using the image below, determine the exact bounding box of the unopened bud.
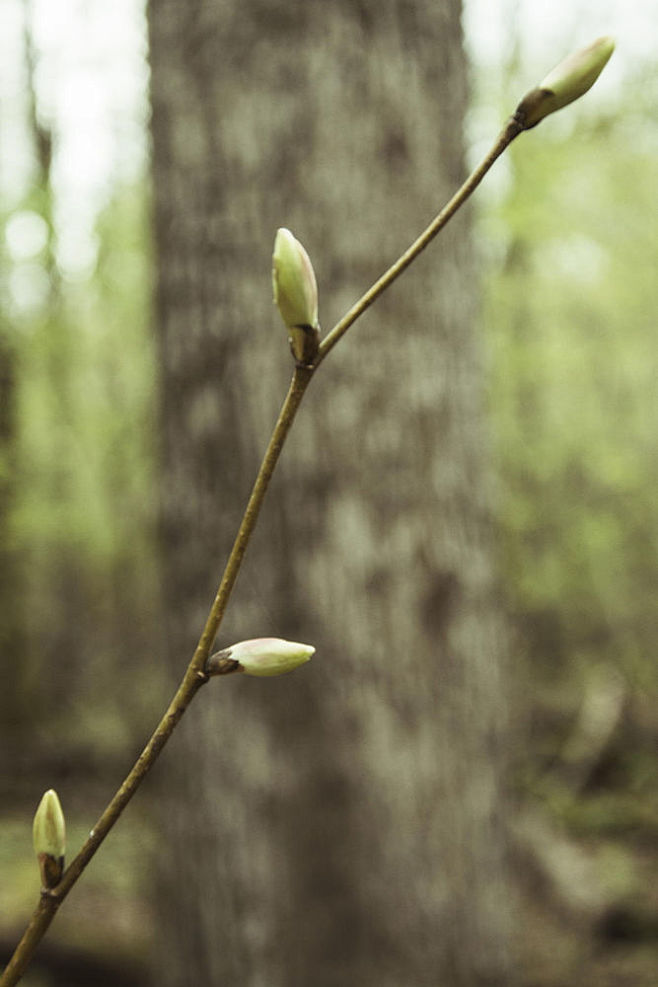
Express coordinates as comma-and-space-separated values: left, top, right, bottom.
33, 789, 66, 889
225, 637, 316, 677
516, 36, 615, 129
272, 228, 320, 364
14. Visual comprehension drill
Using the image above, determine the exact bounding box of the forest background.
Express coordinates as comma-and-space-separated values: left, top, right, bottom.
0, 0, 656, 984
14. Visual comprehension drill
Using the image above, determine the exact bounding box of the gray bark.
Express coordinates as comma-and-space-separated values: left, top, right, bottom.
148, 0, 514, 983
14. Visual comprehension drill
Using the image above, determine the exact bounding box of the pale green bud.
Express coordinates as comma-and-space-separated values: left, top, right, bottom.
227, 637, 316, 677
33, 789, 66, 888
272, 228, 320, 364
516, 36, 615, 129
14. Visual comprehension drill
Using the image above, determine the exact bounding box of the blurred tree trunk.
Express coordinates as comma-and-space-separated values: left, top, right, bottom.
148, 1, 514, 984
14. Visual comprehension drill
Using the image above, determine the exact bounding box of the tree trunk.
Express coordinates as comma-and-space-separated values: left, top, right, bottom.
148, 1, 514, 983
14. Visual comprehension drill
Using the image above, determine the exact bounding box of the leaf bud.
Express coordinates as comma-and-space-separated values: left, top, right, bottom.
224, 637, 316, 677
33, 789, 66, 889
515, 36, 615, 129
272, 228, 320, 364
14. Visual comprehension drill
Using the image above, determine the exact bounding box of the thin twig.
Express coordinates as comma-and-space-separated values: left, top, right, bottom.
1, 118, 520, 985
187, 364, 315, 674
317, 116, 522, 364
0, 366, 314, 986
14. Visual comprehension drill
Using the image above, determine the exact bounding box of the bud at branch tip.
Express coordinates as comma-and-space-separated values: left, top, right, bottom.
33, 789, 66, 889
272, 228, 320, 364
515, 36, 615, 129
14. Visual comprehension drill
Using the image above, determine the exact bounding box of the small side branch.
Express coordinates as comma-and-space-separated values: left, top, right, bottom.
317, 117, 522, 363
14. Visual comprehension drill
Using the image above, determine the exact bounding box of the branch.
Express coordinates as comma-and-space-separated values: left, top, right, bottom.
317, 117, 523, 363
1, 367, 314, 986
1, 117, 521, 987
2, 29, 615, 969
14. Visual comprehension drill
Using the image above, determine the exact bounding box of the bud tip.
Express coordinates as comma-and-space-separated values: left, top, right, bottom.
516, 35, 615, 129
33, 789, 66, 889
272, 228, 320, 362
226, 637, 316, 677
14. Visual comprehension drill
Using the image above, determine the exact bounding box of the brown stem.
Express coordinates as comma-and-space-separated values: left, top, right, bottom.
1, 117, 521, 985
188, 364, 315, 674
317, 116, 522, 364
0, 366, 314, 987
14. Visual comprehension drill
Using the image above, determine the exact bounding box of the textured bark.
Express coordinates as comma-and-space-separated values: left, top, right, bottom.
148, 1, 514, 983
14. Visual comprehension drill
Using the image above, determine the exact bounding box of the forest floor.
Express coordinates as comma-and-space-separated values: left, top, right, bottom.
1, 689, 657, 986
514, 683, 658, 987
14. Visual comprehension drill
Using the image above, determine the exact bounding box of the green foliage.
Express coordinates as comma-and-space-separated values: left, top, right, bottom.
1, 179, 159, 750
16, 183, 154, 571
482, 80, 658, 690
481, 87, 658, 985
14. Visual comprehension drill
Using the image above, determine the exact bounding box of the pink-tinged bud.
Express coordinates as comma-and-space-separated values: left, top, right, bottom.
516, 36, 615, 129
33, 789, 66, 889
272, 228, 320, 364
226, 637, 316, 677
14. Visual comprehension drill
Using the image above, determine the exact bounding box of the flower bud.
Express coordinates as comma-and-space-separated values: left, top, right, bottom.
226, 637, 316, 677
516, 36, 615, 129
272, 228, 320, 364
33, 789, 66, 889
